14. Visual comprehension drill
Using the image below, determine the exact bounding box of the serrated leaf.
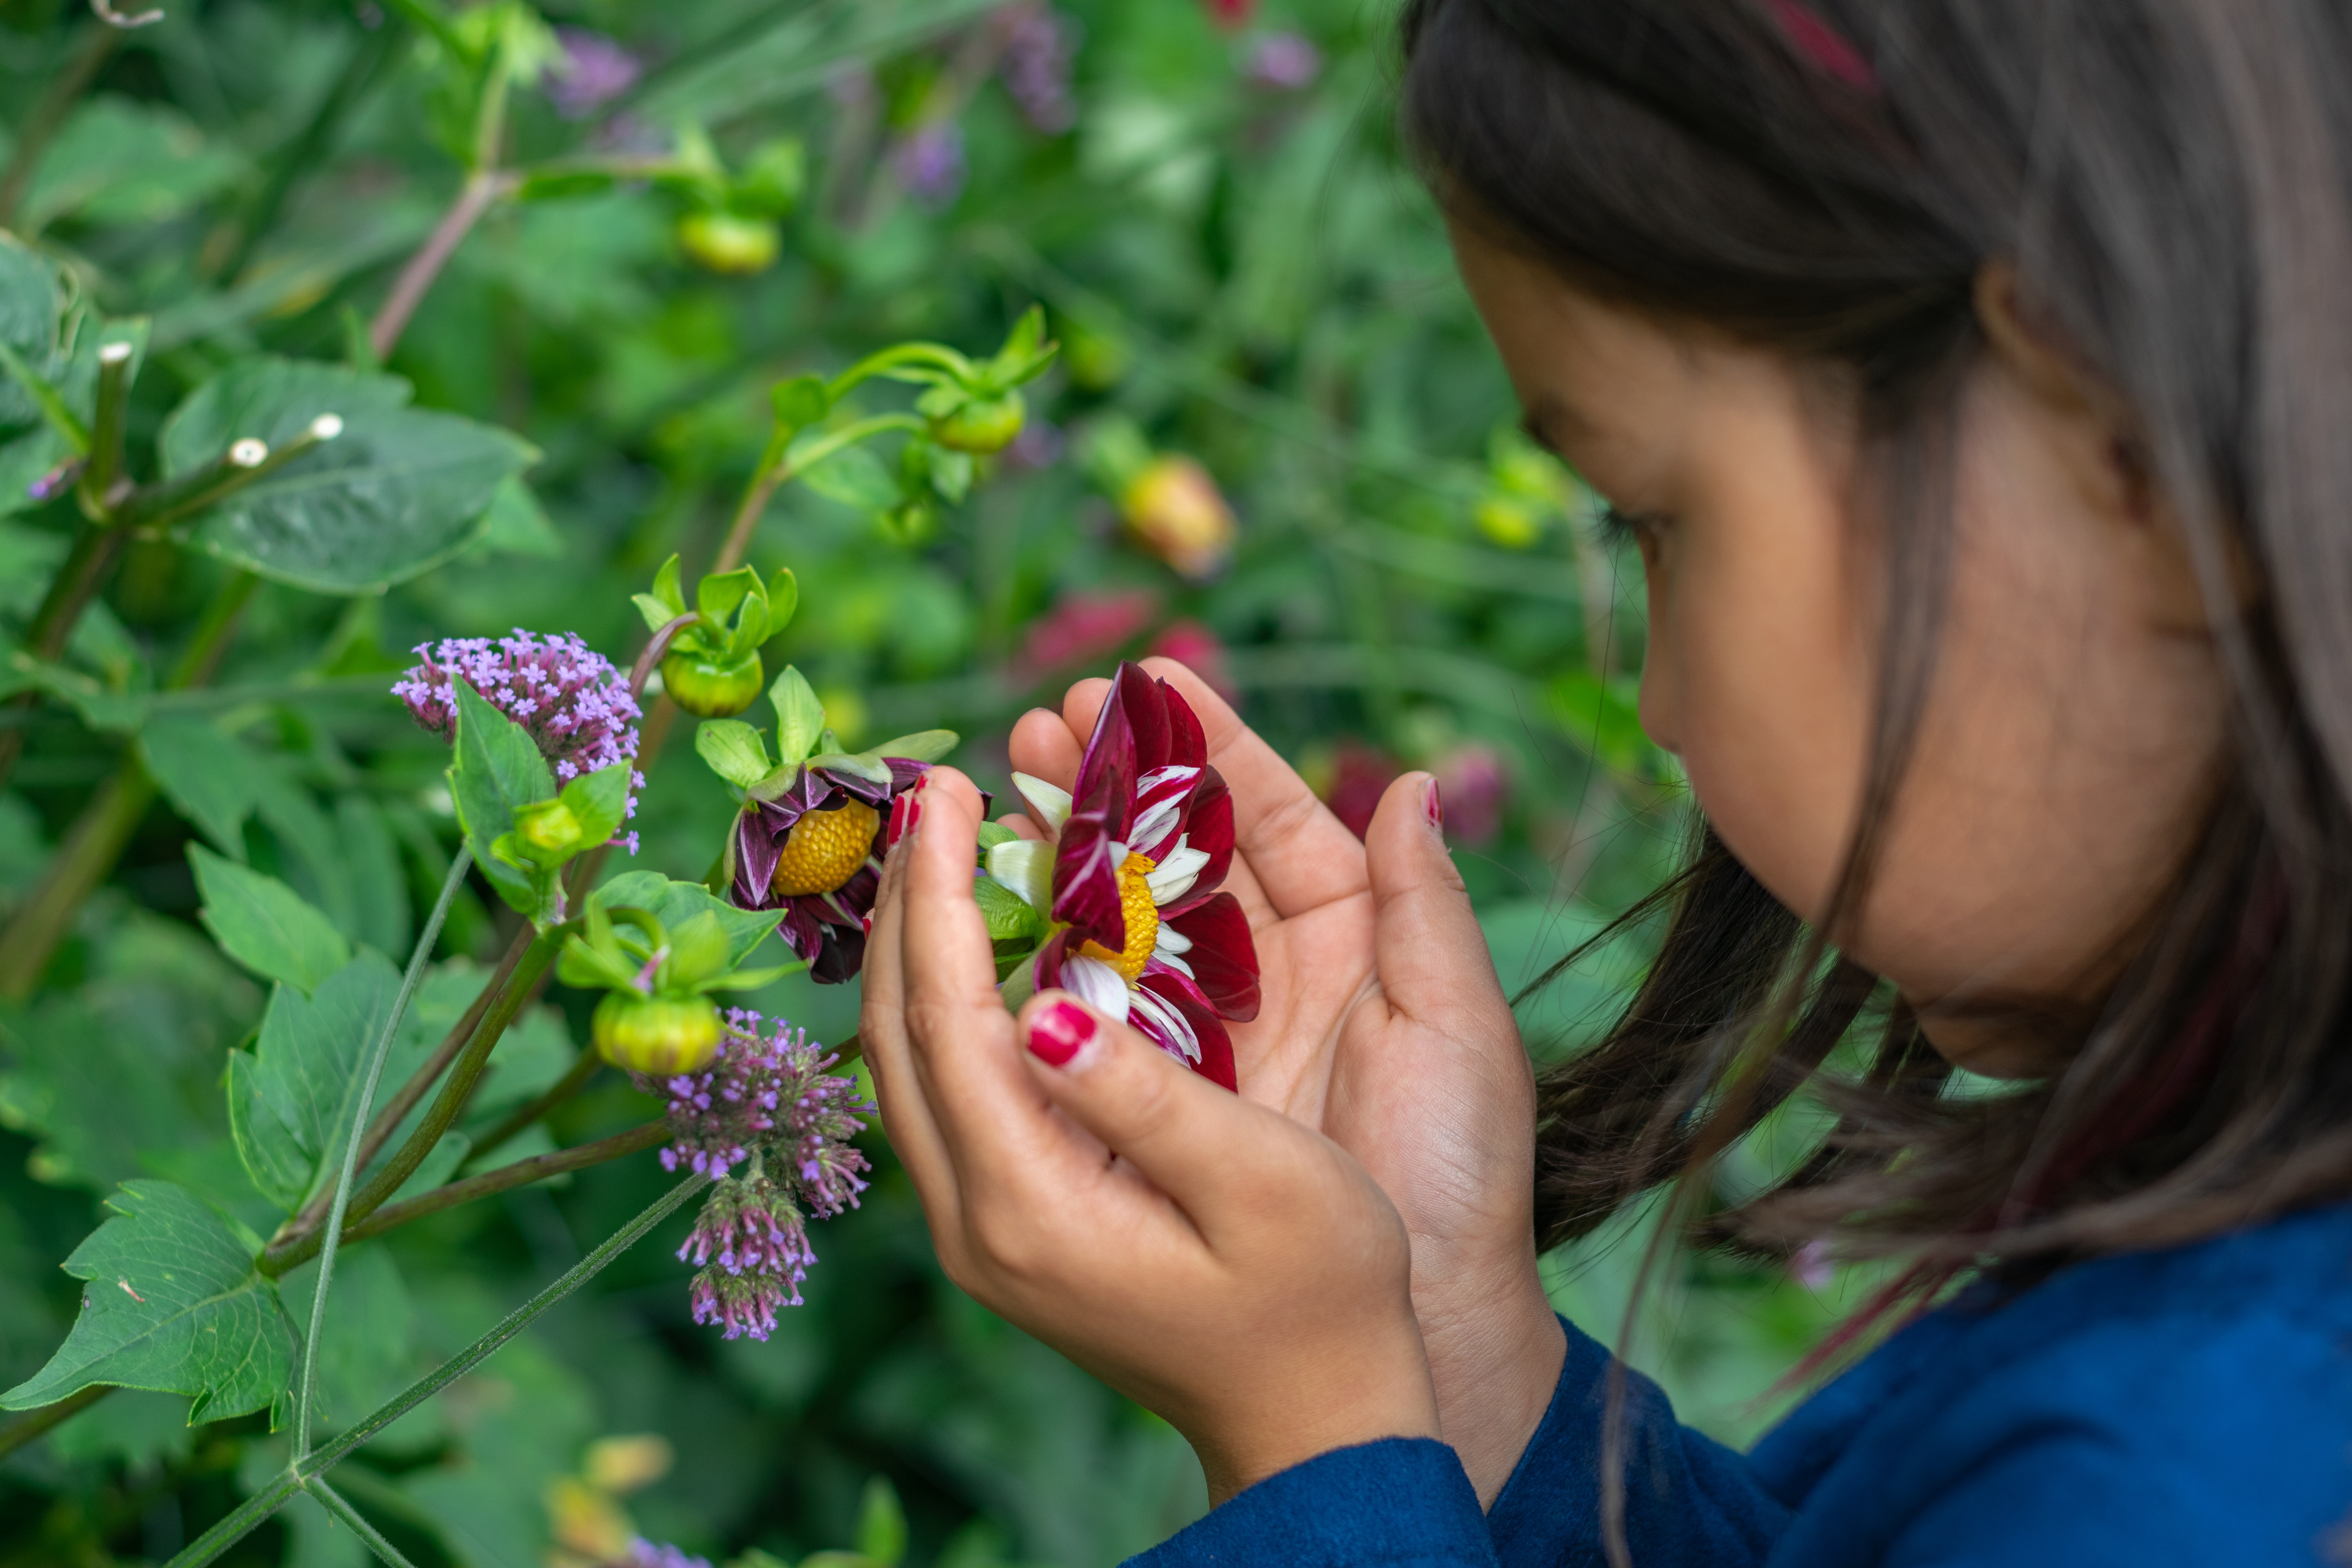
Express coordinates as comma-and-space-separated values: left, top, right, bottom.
190, 845, 351, 995
0, 1180, 294, 1426
596, 871, 780, 969
695, 719, 771, 789
142, 715, 270, 857
794, 442, 897, 511
160, 357, 534, 595
769, 664, 826, 766
227, 951, 402, 1211
872, 729, 957, 764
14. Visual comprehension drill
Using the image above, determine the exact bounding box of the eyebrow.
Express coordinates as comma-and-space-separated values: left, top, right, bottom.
1519, 393, 1600, 460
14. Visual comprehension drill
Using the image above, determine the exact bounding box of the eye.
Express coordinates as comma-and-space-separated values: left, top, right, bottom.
1594, 504, 1666, 549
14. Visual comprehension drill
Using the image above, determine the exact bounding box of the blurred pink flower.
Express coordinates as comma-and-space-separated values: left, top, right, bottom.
1431, 741, 1508, 844
1245, 32, 1321, 90
1324, 741, 1399, 841
1204, 0, 1255, 30
892, 121, 967, 206
995, 3, 1080, 133
1120, 455, 1236, 579
1147, 620, 1237, 702
1016, 588, 1160, 679
550, 29, 642, 119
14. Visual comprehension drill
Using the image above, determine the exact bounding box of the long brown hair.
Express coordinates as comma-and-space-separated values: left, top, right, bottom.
1401, 0, 2352, 1553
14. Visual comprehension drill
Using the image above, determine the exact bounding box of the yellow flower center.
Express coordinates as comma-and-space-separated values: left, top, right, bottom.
1077, 852, 1160, 982
769, 800, 881, 898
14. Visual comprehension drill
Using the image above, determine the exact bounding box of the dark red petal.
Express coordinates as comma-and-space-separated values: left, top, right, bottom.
1071, 664, 1140, 837
776, 898, 826, 962
1160, 677, 1207, 773
1119, 662, 1173, 774
1140, 970, 1236, 1091
1034, 927, 1076, 991
733, 805, 786, 907
1165, 891, 1260, 1022
1160, 769, 1235, 915
811, 920, 866, 984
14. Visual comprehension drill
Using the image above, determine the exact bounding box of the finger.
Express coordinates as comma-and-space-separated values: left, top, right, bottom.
1015, 990, 1285, 1233
1363, 772, 1517, 1040
996, 812, 1042, 841
859, 782, 961, 1214
896, 769, 1065, 1178
1070, 659, 1372, 920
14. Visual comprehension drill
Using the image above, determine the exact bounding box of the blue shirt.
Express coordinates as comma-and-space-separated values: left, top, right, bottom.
1129, 1202, 2352, 1566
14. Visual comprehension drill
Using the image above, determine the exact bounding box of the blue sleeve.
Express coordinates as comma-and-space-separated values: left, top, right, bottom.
1485, 1317, 1789, 1568
1122, 1437, 1496, 1567
1124, 1318, 1791, 1568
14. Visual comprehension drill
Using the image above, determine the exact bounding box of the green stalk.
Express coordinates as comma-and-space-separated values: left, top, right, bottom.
165, 1176, 707, 1568
262, 926, 563, 1273
825, 341, 973, 397
305, 1479, 421, 1568
322, 1120, 668, 1257
114, 417, 345, 533
77, 341, 135, 517
294, 850, 472, 1460
0, 1385, 108, 1462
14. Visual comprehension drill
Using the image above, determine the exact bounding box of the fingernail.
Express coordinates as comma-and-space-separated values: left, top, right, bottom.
1026, 998, 1097, 1067
885, 793, 911, 848
1423, 776, 1445, 833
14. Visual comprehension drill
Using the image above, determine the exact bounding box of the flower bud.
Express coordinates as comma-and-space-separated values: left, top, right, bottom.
675, 211, 780, 275
1474, 494, 1544, 549
594, 992, 724, 1074
931, 390, 1026, 454
1120, 455, 1236, 580
512, 797, 588, 864
659, 648, 765, 717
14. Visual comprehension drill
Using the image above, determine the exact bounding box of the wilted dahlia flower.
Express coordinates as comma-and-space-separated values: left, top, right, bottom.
645, 1009, 871, 1340
989, 663, 1259, 1088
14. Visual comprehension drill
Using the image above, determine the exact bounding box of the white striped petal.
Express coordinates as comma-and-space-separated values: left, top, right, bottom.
1011, 772, 1073, 836
1154, 924, 1192, 955
1058, 956, 1131, 1023
1145, 840, 1210, 905
985, 838, 1054, 911
1127, 983, 1201, 1063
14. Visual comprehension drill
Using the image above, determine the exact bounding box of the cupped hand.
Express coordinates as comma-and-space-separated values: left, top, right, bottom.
1007, 659, 1567, 1501
858, 767, 1441, 1504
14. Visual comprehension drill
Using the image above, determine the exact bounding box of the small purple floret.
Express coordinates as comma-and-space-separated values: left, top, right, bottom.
1245, 31, 1322, 90
394, 630, 643, 785
550, 28, 643, 119
620, 1540, 711, 1568
892, 121, 966, 207
995, 3, 1080, 133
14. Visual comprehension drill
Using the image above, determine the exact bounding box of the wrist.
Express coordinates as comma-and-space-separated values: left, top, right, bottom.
1416, 1252, 1566, 1506
1192, 1325, 1444, 1505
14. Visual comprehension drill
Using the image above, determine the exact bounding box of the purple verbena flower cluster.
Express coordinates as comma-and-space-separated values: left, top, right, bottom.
550, 28, 643, 119
995, 3, 1080, 133
645, 1010, 873, 1340
617, 1540, 711, 1568
891, 121, 967, 206
394, 630, 644, 786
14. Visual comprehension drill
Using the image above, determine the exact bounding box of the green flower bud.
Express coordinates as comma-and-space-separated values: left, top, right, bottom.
661, 648, 766, 718
931, 391, 1026, 455
676, 211, 780, 275
511, 798, 587, 865
594, 991, 724, 1074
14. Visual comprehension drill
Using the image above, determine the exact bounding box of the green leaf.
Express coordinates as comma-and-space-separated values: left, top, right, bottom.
925, 442, 975, 503
973, 873, 1046, 945
662, 909, 731, 989
872, 729, 957, 764
447, 678, 557, 917
478, 474, 563, 559
769, 664, 827, 767
20, 96, 244, 234
770, 372, 829, 429
560, 763, 633, 851
695, 563, 763, 624
805, 750, 891, 785
160, 357, 535, 595
226, 952, 402, 1211
695, 719, 772, 789
595, 871, 781, 970
766, 564, 799, 634
0, 232, 64, 433
795, 442, 897, 511
0, 1180, 294, 1426
646, 553, 686, 620
856, 1475, 910, 1566
191, 845, 352, 995
141, 715, 270, 857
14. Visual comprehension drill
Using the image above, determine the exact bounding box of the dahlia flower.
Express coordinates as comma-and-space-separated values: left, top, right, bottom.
703, 667, 954, 983
989, 663, 1259, 1088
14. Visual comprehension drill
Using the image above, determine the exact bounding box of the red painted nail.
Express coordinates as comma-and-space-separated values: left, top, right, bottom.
1424, 777, 1445, 832
886, 793, 911, 848
1027, 998, 1096, 1067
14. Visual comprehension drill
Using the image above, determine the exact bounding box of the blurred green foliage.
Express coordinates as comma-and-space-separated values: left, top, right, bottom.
0, 0, 1855, 1562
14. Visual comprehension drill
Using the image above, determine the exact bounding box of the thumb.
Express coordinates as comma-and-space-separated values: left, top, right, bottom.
1364, 772, 1516, 1036
1015, 991, 1258, 1216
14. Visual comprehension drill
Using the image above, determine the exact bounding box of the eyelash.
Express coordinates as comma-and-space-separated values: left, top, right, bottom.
1594, 504, 1661, 548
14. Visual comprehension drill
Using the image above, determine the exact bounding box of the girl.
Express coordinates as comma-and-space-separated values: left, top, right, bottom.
860, 0, 2352, 1562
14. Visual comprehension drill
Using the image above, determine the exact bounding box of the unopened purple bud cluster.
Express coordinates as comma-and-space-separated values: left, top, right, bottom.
394, 630, 644, 786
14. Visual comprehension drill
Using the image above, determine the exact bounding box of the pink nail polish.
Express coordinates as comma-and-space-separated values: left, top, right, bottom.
1026, 998, 1096, 1067
1424, 777, 1445, 832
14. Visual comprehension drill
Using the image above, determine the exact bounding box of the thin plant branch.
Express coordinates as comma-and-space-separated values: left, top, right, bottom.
165, 1175, 708, 1568
304, 1478, 421, 1568
368, 174, 516, 361
294, 849, 471, 1460
0, 1385, 109, 1463
328, 1120, 669, 1257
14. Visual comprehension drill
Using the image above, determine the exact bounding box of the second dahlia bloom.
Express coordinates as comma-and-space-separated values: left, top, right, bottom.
989, 663, 1259, 1088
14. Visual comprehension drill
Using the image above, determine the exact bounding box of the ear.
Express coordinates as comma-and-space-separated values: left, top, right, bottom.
1974, 263, 2253, 626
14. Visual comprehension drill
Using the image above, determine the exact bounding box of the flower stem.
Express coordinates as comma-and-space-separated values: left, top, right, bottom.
629, 613, 700, 699
293, 849, 471, 1460
0, 23, 120, 227
467, 1048, 605, 1162
304, 1477, 421, 1568
367, 170, 517, 363
261, 925, 564, 1275
165, 1176, 708, 1568
323, 1120, 668, 1258
713, 425, 794, 575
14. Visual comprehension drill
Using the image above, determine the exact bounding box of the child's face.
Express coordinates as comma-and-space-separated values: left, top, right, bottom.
1453, 225, 2233, 1077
